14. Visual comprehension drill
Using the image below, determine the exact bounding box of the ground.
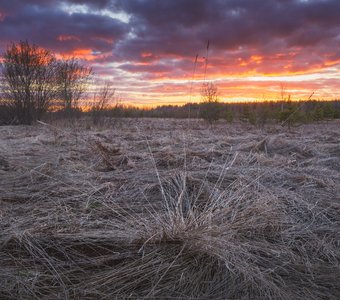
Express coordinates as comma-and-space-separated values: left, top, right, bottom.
0, 118, 339, 299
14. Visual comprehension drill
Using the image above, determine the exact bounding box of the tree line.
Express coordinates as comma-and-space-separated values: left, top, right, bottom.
75, 99, 339, 126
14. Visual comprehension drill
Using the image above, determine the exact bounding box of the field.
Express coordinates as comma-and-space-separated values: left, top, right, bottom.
1, 118, 339, 299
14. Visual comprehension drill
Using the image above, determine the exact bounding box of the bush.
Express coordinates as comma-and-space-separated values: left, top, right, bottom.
1, 41, 58, 124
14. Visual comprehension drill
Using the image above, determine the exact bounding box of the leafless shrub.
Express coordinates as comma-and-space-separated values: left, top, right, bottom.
56, 57, 92, 115
1, 41, 59, 124
201, 81, 219, 103
200, 81, 222, 124
90, 81, 116, 125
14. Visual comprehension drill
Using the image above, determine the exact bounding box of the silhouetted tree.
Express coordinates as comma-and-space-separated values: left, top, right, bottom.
200, 82, 221, 124
57, 57, 92, 114
1, 41, 58, 124
91, 81, 116, 125
201, 82, 219, 103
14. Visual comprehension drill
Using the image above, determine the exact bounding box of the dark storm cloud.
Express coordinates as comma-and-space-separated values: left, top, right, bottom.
110, 0, 340, 60
0, 0, 112, 12
0, 0, 57, 13
0, 0, 128, 55
0, 0, 339, 73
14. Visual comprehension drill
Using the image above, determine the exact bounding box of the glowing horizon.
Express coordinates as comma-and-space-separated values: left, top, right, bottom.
0, 0, 339, 106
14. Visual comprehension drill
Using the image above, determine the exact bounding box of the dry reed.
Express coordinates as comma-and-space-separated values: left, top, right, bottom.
0, 119, 339, 299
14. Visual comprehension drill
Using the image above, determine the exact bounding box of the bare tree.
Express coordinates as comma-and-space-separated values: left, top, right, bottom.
91, 81, 116, 125
1, 41, 58, 124
57, 57, 92, 113
201, 81, 219, 103
200, 81, 220, 124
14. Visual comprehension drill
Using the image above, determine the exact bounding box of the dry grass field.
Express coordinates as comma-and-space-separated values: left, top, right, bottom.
1, 118, 339, 299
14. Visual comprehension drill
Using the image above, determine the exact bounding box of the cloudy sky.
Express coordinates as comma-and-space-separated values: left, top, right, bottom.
0, 0, 339, 105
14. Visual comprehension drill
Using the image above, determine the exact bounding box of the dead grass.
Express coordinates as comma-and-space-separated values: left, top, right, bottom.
0, 118, 339, 299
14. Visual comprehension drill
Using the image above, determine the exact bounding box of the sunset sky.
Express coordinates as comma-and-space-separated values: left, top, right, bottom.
0, 0, 339, 106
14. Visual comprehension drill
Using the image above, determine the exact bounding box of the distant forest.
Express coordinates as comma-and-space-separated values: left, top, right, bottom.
1, 99, 340, 127
64, 99, 340, 127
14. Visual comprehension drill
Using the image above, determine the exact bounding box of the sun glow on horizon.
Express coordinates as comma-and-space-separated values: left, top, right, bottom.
1, 0, 339, 106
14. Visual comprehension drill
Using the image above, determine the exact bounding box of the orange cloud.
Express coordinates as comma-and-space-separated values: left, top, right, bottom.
250, 55, 263, 64
141, 52, 153, 58
57, 35, 81, 42
324, 59, 340, 67
59, 48, 110, 61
